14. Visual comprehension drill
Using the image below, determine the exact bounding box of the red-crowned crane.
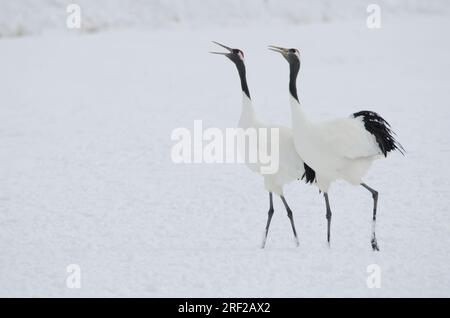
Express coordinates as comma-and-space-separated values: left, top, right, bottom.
269, 45, 404, 251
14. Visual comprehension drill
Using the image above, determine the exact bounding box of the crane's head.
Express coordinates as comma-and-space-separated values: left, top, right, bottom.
269, 45, 301, 101
210, 41, 250, 99
210, 41, 245, 66
268, 45, 300, 66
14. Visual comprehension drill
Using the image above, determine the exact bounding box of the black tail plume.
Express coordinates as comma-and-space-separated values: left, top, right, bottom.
353, 111, 405, 157
301, 163, 316, 184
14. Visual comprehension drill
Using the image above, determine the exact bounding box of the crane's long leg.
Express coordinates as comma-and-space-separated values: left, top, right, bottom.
361, 183, 380, 251
324, 193, 332, 246
261, 192, 274, 249
280, 195, 300, 247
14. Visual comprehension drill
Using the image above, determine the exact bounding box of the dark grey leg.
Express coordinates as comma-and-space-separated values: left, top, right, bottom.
261, 192, 274, 249
280, 195, 300, 247
361, 183, 380, 251
324, 193, 332, 246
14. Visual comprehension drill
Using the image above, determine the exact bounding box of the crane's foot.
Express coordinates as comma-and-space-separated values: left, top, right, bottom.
261, 233, 268, 249
371, 235, 380, 251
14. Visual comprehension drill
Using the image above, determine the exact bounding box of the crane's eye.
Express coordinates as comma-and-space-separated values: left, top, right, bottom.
290, 49, 297, 53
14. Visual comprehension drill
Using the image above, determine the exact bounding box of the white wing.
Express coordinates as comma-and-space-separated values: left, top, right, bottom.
315, 117, 381, 159
278, 125, 304, 167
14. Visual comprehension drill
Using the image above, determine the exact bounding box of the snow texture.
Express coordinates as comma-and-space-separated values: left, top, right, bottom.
1, 0, 450, 37
0, 1, 450, 297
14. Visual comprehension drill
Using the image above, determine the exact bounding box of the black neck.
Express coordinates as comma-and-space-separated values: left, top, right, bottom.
289, 59, 300, 102
235, 60, 251, 99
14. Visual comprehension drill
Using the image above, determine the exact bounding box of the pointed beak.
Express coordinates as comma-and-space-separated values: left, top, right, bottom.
210, 41, 233, 56
268, 45, 289, 57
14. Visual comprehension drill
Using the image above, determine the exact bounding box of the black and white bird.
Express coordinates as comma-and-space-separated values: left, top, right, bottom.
269, 45, 404, 251
211, 42, 315, 248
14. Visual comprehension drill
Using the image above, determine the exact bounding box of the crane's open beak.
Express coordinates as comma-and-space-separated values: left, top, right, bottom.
268, 45, 289, 57
210, 41, 233, 56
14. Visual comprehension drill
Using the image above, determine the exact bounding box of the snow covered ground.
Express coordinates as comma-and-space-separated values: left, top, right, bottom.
2, 0, 450, 37
1, 2, 450, 297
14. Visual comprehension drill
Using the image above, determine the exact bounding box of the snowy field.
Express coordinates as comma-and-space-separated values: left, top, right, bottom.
1, 2, 450, 297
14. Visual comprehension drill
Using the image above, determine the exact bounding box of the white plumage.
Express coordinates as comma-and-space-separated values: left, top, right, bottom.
289, 96, 382, 191
238, 94, 305, 195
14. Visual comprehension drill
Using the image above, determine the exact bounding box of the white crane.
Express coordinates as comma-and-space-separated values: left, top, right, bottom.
269, 45, 404, 251
211, 42, 316, 248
